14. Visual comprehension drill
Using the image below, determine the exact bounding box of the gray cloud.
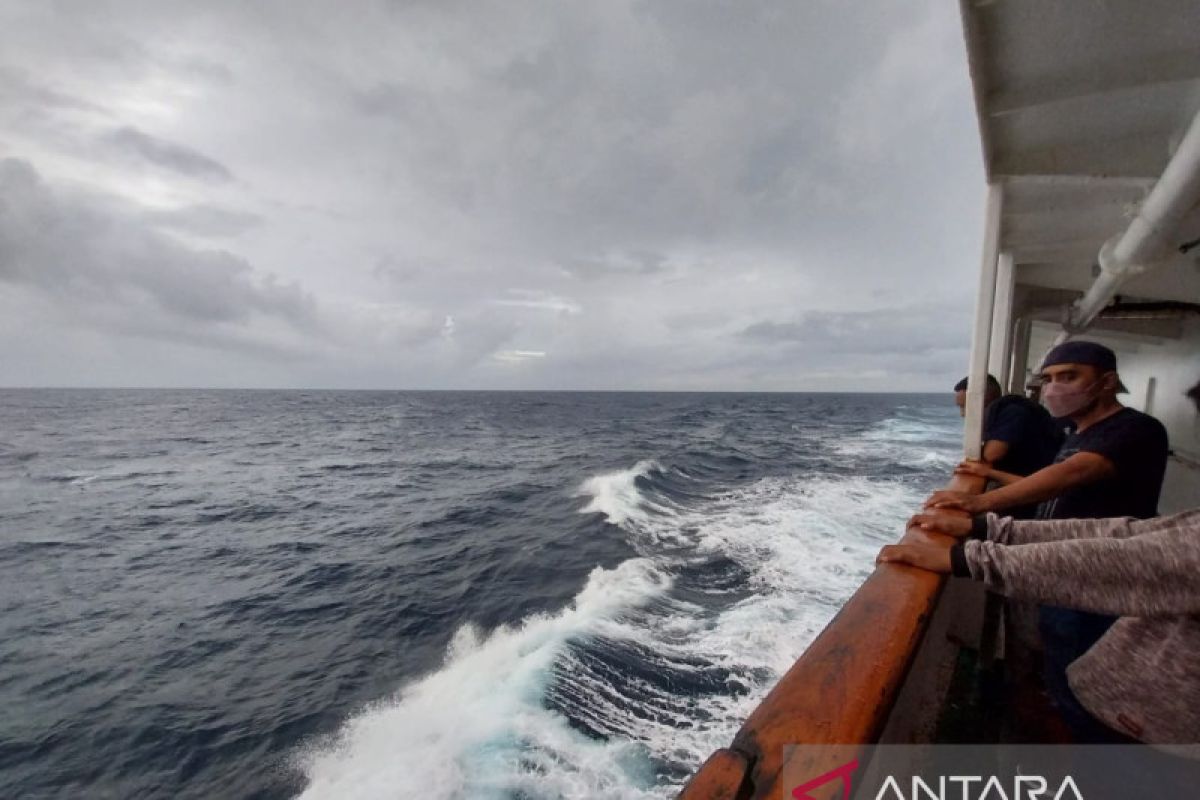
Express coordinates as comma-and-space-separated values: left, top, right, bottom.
0, 159, 311, 347
372, 254, 437, 284
563, 250, 669, 280
740, 306, 973, 357
0, 0, 985, 390
144, 204, 261, 238
0, 66, 106, 115
101, 127, 233, 182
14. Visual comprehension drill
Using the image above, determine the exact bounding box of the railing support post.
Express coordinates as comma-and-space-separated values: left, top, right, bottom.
964, 184, 1004, 459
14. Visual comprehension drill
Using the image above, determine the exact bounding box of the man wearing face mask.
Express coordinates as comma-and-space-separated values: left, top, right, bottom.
1033, 341, 1168, 520
926, 340, 1168, 526
924, 340, 1169, 741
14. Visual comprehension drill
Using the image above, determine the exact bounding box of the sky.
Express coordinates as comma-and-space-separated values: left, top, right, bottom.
0, 0, 986, 391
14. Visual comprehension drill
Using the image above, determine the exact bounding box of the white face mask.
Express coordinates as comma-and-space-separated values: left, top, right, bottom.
1041, 378, 1102, 419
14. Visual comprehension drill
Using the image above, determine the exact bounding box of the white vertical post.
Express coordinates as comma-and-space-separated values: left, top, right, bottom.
964, 184, 1004, 460
1008, 316, 1032, 395
988, 252, 1015, 389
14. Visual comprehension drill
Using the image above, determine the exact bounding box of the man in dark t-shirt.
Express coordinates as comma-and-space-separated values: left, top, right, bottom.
1035, 407, 1167, 520
927, 340, 1168, 740
929, 341, 1168, 525
984, 396, 1062, 482
1032, 385, 1167, 740
953, 374, 1062, 517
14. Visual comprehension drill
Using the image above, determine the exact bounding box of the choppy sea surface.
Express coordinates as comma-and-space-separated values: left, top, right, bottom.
0, 389, 960, 799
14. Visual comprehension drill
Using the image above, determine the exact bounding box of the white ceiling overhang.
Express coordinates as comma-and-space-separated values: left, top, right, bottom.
960, 0, 1200, 305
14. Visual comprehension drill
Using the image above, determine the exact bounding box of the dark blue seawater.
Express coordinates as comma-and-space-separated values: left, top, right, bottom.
0, 390, 960, 799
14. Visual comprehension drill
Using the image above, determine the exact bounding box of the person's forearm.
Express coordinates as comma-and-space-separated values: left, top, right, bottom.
959, 530, 1200, 616
989, 508, 1200, 546
990, 513, 1126, 545
986, 468, 1022, 487
973, 458, 1103, 512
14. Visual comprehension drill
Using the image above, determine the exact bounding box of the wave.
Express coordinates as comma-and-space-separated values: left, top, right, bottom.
50, 473, 99, 486
540, 473, 924, 794
0, 444, 38, 463
574, 460, 666, 527
293, 403, 957, 799
295, 558, 671, 800
834, 410, 961, 469
296, 459, 928, 798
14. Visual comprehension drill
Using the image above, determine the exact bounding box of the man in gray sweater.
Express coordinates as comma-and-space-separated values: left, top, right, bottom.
878, 509, 1199, 745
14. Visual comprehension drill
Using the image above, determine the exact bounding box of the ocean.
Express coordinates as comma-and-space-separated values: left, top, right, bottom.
0, 389, 960, 799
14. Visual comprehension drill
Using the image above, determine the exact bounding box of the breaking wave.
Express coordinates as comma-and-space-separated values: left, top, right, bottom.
297, 425, 944, 798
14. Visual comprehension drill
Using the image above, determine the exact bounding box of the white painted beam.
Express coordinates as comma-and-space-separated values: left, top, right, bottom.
965, 184, 1004, 459
987, 55, 1200, 118
989, 252, 1016, 388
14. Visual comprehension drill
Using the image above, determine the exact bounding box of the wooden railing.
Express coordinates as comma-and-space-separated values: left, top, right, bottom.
677, 472, 986, 800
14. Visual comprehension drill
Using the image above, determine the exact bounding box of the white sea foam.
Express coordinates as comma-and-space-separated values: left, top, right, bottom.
834, 412, 961, 468
574, 460, 664, 526
558, 474, 926, 781
295, 558, 670, 800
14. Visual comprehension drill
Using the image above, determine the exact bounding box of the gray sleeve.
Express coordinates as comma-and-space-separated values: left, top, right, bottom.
986, 510, 1200, 545
963, 527, 1200, 616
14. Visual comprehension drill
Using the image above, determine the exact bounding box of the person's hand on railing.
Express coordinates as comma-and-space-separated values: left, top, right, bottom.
876, 543, 951, 573
923, 490, 987, 513
907, 512, 973, 538
954, 460, 994, 480
954, 459, 1024, 487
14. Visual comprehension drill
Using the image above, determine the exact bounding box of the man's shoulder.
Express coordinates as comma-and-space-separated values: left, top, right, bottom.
989, 394, 1041, 421
1108, 406, 1168, 437
1075, 407, 1169, 457
988, 395, 1057, 436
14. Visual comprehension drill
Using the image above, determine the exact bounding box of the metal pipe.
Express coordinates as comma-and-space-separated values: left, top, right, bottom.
964, 184, 1003, 459
988, 252, 1015, 388
1066, 109, 1200, 332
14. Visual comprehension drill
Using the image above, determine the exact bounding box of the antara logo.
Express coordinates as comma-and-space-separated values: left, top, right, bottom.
791, 758, 860, 800
789, 761, 1085, 800
871, 775, 1083, 800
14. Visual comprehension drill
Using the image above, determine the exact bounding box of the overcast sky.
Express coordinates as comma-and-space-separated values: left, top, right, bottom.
0, 0, 985, 391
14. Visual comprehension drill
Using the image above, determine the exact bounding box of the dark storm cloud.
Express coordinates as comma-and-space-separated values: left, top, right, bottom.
0, 159, 311, 340
101, 127, 233, 182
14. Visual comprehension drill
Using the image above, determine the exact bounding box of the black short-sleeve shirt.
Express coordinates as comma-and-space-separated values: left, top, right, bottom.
983, 395, 1062, 478
1035, 407, 1169, 520
1035, 407, 1169, 700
